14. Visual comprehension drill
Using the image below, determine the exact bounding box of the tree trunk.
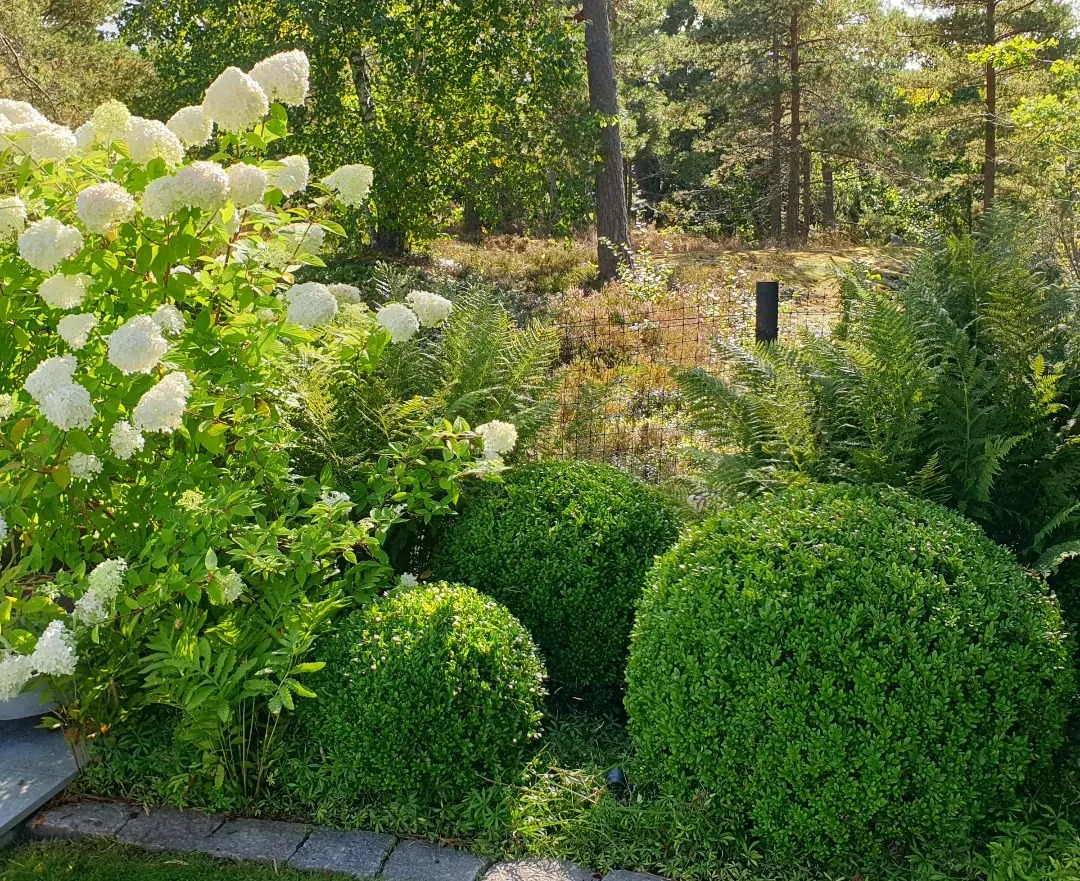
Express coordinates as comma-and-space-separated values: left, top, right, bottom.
769, 34, 783, 241
821, 160, 836, 228
372, 223, 406, 255
462, 195, 482, 241
785, 6, 801, 247
583, 0, 631, 280
983, 0, 997, 211
801, 144, 813, 237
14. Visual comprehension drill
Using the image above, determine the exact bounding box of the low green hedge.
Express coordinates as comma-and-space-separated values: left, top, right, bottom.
431, 460, 680, 704
300, 582, 546, 800
626, 483, 1075, 860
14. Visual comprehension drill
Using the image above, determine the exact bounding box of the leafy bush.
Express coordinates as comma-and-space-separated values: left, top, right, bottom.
432, 461, 681, 703
626, 483, 1075, 861
300, 582, 545, 800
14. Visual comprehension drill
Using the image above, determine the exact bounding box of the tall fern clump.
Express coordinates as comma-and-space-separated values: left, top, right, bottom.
677, 217, 1080, 568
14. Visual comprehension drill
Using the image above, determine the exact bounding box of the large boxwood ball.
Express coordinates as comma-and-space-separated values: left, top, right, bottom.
431, 460, 680, 704
626, 483, 1074, 860
301, 583, 546, 800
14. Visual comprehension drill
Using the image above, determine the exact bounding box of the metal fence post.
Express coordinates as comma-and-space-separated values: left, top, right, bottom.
755, 280, 780, 344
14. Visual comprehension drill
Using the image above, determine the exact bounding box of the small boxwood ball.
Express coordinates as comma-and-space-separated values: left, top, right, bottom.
626, 483, 1074, 860
431, 460, 681, 704
301, 582, 546, 800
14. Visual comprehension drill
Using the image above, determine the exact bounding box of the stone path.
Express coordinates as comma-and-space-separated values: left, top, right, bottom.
0, 719, 78, 848
28, 800, 666, 881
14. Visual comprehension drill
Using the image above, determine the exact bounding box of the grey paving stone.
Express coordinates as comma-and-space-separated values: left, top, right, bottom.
0, 769, 74, 836
116, 806, 223, 852
382, 839, 486, 881
288, 828, 395, 877
0, 719, 79, 776
30, 801, 131, 840
484, 858, 594, 881
603, 871, 666, 881
203, 817, 308, 865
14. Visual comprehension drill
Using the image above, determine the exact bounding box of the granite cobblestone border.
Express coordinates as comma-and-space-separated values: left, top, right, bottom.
27, 800, 665, 881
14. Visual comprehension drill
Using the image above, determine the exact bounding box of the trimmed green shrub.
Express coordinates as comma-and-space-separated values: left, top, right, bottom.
626, 483, 1075, 861
300, 583, 546, 800
431, 461, 681, 703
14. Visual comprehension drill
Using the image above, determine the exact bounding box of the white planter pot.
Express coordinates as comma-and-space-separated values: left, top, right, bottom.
0, 680, 55, 721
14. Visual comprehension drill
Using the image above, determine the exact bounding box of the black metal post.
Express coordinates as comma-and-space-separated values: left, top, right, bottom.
755, 280, 780, 344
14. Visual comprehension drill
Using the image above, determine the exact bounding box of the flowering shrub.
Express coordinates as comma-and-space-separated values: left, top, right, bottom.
0, 52, 510, 795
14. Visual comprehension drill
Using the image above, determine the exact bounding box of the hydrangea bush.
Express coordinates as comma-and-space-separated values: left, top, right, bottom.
0, 52, 512, 796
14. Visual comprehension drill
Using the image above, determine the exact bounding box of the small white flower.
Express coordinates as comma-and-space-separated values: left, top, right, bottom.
249, 50, 310, 106
284, 282, 338, 328
219, 568, 245, 603
40, 382, 95, 431
321, 489, 351, 507
268, 154, 308, 195
0, 653, 33, 702
126, 117, 184, 165
57, 313, 98, 349
107, 314, 170, 375
322, 164, 374, 207
398, 572, 419, 588
280, 222, 324, 256
38, 273, 91, 310
226, 163, 268, 208
406, 289, 453, 327
0, 393, 14, 419
174, 161, 230, 213
18, 218, 84, 272
141, 176, 181, 220
76, 182, 137, 234
68, 452, 103, 481
476, 420, 518, 457
376, 303, 420, 343
28, 124, 78, 162
0, 196, 27, 240
202, 66, 269, 133
166, 105, 213, 148
24, 355, 77, 403
90, 100, 132, 140
151, 304, 186, 336
109, 421, 145, 460
328, 283, 364, 305
133, 371, 191, 434
30, 620, 77, 676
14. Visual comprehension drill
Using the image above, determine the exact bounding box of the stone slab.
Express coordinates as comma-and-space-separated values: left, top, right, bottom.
116, 806, 223, 852
0, 770, 74, 837
382, 839, 486, 881
203, 817, 308, 865
0, 719, 78, 777
288, 827, 396, 877
603, 871, 666, 881
29, 801, 130, 840
485, 858, 594, 881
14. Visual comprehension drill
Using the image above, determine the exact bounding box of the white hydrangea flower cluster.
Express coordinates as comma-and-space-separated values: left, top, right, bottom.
27, 124, 78, 163
0, 511, 7, 542
57, 313, 97, 349
75, 558, 128, 625
109, 420, 145, 460
126, 117, 185, 166
141, 176, 181, 220
0, 653, 34, 702
269, 155, 309, 195
76, 182, 137, 234
29, 620, 77, 677
151, 304, 186, 336
174, 161, 230, 213
166, 105, 213, 148
218, 568, 245, 603
322, 164, 374, 207
0, 394, 13, 419
328, 283, 364, 305
226, 163, 268, 208
476, 420, 518, 458
38, 273, 90, 310
0, 99, 45, 125
281, 222, 324, 256
284, 282, 338, 328
24, 355, 76, 403
376, 303, 420, 342
398, 572, 419, 588
406, 290, 453, 327
24, 355, 96, 431
250, 50, 310, 106
90, 100, 132, 141
107, 315, 170, 375
321, 488, 351, 507
133, 371, 191, 434
68, 452, 103, 481
18, 218, 83, 272
202, 67, 269, 134
0, 196, 27, 240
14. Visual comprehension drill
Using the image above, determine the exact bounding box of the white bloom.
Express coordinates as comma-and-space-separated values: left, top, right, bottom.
133, 371, 191, 434
151, 304, 185, 336
57, 313, 98, 350
40, 382, 95, 431
90, 100, 132, 140
406, 289, 453, 327
68, 452, 102, 481
399, 572, 419, 588
280, 222, 324, 256
0, 512, 7, 542
0, 394, 13, 419
126, 117, 184, 166
30, 620, 77, 676
219, 568, 245, 603
74, 122, 95, 151
0, 99, 45, 126
167, 105, 213, 148
141, 176, 181, 220
284, 282, 338, 328
38, 273, 91, 310
256, 307, 277, 323
376, 303, 420, 343
174, 161, 230, 213
18, 218, 84, 271
321, 489, 351, 507
0, 196, 27, 240
75, 558, 127, 624
0, 653, 33, 702
476, 420, 518, 457
202, 66, 269, 133
322, 164, 374, 207
28, 124, 78, 162
249, 50, 310, 106
226, 163, 268, 207
24, 355, 77, 403
76, 182, 136, 234
328, 283, 364, 305
107, 314, 170, 375
109, 421, 144, 460
268, 154, 308, 195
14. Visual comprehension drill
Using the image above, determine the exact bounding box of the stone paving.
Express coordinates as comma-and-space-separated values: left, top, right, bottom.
0, 719, 78, 848
28, 800, 666, 881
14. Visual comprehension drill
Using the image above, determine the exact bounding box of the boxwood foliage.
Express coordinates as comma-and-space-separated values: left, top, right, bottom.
300, 582, 546, 800
431, 460, 681, 704
625, 483, 1075, 861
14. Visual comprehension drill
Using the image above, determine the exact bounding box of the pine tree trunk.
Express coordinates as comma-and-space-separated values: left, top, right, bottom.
801, 144, 813, 237
822, 160, 836, 228
769, 34, 783, 241
983, 0, 997, 211
583, 0, 631, 280
785, 6, 801, 247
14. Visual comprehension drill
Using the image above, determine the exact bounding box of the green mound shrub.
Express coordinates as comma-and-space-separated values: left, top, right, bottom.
626, 483, 1075, 860
431, 460, 681, 703
300, 583, 546, 800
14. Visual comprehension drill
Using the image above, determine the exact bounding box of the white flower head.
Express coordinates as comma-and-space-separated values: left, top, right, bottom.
284, 282, 338, 328
328, 283, 364, 305
0, 512, 7, 542
126, 117, 184, 166
174, 161, 230, 213
218, 568, 245, 603
28, 124, 78, 163
30, 620, 77, 676
268, 154, 308, 196
68, 452, 103, 481
476, 420, 518, 457
376, 303, 420, 343
226, 163, 268, 208
166, 105, 213, 148
406, 289, 453, 327
57, 313, 98, 350
24, 355, 77, 403
107, 314, 170, 375
90, 100, 132, 140
250, 50, 310, 106
109, 421, 144, 460
322, 163, 374, 207
76, 182, 137, 234
280, 222, 324, 256
202, 66, 269, 133
18, 218, 84, 272
151, 304, 186, 336
38, 273, 91, 310
0, 653, 33, 702
75, 558, 128, 625
321, 489, 351, 507
141, 176, 181, 220
0, 196, 27, 240
0, 394, 14, 419
74, 122, 95, 151
133, 371, 191, 434
40, 382, 95, 431
0, 99, 45, 126
398, 572, 419, 588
